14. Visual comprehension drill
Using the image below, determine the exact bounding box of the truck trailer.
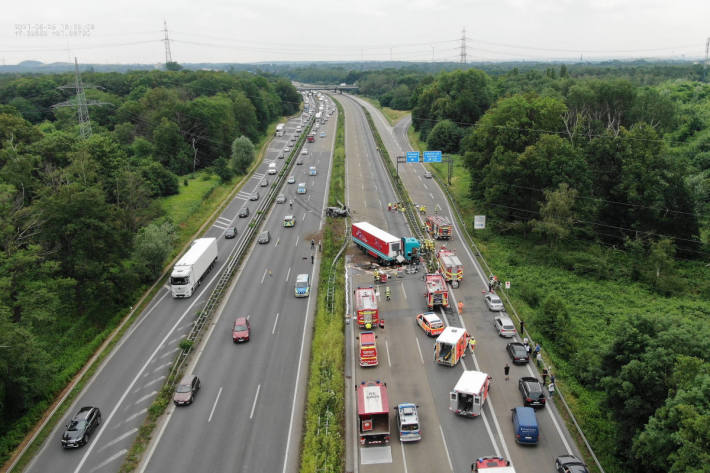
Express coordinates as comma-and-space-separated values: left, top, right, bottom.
170, 238, 218, 298
357, 381, 390, 446
351, 221, 420, 265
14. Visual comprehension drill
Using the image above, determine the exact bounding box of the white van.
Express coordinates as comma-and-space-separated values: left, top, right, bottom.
268, 162, 277, 175
297, 182, 306, 194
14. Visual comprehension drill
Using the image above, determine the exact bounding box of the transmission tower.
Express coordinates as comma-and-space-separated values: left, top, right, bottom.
163, 20, 173, 65
52, 57, 111, 139
459, 28, 467, 64
705, 37, 709, 82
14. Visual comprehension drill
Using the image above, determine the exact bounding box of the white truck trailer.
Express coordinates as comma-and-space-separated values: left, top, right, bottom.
170, 238, 218, 298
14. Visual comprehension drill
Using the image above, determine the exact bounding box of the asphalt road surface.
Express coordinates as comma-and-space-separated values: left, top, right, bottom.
21, 95, 334, 473
345, 94, 583, 473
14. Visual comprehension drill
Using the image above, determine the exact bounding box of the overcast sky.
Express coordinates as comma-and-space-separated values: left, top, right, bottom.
1, 0, 708, 65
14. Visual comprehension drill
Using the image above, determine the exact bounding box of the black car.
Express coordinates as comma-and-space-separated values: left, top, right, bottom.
518, 377, 546, 408
61, 406, 101, 448
555, 455, 589, 473
225, 226, 237, 239
238, 206, 249, 218
506, 342, 529, 364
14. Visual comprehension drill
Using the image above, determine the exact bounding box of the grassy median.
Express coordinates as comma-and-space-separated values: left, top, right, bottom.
299, 99, 346, 473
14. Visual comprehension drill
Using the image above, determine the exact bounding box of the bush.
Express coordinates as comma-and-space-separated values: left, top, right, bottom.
518, 282, 540, 308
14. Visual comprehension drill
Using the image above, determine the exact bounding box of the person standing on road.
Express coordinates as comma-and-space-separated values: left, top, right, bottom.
311, 255, 314, 264
519, 319, 525, 335
504, 363, 510, 382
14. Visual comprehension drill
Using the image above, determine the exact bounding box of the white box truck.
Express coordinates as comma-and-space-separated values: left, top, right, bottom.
449, 370, 491, 417
170, 238, 218, 298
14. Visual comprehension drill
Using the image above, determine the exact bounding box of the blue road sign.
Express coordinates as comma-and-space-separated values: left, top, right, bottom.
406, 151, 420, 163
423, 151, 442, 163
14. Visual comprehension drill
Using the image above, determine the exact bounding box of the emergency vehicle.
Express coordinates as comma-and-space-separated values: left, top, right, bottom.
396, 402, 421, 442
425, 215, 453, 240
357, 381, 390, 445
437, 246, 463, 288
449, 370, 491, 417
283, 215, 295, 227
434, 326, 469, 366
354, 287, 379, 329
425, 273, 449, 310
416, 312, 445, 337
358, 331, 378, 367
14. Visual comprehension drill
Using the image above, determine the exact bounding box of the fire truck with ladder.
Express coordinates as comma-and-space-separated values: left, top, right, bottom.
425, 215, 453, 240
425, 273, 449, 310
437, 246, 463, 288
354, 286, 379, 329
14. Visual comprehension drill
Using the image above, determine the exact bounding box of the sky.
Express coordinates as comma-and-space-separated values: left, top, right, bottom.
0, 0, 708, 65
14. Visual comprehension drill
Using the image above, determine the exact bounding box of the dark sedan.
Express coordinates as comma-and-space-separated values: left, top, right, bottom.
518, 376, 546, 408
61, 406, 101, 448
506, 342, 529, 364
555, 455, 589, 473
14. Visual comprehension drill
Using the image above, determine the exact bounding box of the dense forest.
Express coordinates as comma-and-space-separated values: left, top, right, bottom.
347, 64, 709, 473
0, 69, 300, 460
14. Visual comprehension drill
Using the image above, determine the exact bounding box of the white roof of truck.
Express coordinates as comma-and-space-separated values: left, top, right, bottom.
453, 370, 489, 394
175, 238, 216, 267
436, 326, 466, 345
352, 222, 400, 244
440, 254, 463, 267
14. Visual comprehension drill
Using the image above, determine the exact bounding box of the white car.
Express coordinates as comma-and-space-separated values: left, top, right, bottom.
287, 176, 295, 184
276, 194, 286, 203
484, 293, 504, 311
301, 148, 308, 155
493, 314, 517, 338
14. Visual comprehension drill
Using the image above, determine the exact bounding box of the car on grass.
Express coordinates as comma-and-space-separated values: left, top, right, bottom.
225, 226, 237, 239
506, 342, 529, 364
287, 176, 295, 184
61, 406, 101, 448
484, 293, 504, 311
232, 317, 250, 343
276, 194, 286, 204
238, 206, 249, 218
257, 230, 270, 244
493, 314, 516, 337
173, 374, 200, 406
518, 377, 546, 408
555, 455, 589, 473
415, 312, 445, 337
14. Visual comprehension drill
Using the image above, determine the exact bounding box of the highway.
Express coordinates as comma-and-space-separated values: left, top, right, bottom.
21, 93, 333, 473
139, 95, 337, 473
345, 94, 583, 473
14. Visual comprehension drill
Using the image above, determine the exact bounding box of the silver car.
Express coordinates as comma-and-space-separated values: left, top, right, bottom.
494, 314, 517, 338
276, 194, 286, 204
484, 293, 504, 311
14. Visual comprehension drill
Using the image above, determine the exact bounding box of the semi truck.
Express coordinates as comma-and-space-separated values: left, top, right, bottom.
170, 238, 218, 298
449, 370, 491, 417
357, 381, 390, 446
425, 273, 449, 310
425, 215, 453, 240
354, 287, 379, 329
351, 221, 420, 265
275, 123, 285, 136
437, 246, 463, 288
434, 327, 469, 367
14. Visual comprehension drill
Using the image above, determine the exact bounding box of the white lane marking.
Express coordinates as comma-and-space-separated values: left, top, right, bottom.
88, 449, 127, 473
272, 313, 280, 335
159, 347, 180, 359
208, 387, 223, 423
276, 238, 280, 247
97, 428, 138, 452
152, 362, 171, 373
385, 339, 392, 368
216, 216, 231, 223
302, 212, 307, 221
285, 267, 291, 282
439, 426, 454, 473
295, 235, 300, 247
124, 408, 148, 424
415, 337, 424, 364
142, 376, 166, 389
429, 192, 435, 201
249, 384, 261, 420
400, 440, 409, 473
134, 391, 158, 406
261, 268, 268, 284
168, 336, 183, 346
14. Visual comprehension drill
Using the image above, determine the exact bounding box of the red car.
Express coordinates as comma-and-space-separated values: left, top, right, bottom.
232, 317, 250, 343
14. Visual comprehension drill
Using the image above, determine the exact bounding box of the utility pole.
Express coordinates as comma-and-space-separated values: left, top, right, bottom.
459, 28, 467, 65
163, 19, 173, 65
52, 57, 110, 139
705, 37, 710, 82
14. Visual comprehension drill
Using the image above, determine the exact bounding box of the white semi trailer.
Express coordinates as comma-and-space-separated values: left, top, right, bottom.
170, 238, 218, 298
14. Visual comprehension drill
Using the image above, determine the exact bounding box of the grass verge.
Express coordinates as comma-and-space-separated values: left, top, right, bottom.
299, 99, 346, 473
359, 97, 410, 125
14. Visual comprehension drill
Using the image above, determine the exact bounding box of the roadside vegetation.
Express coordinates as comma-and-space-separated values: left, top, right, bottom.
0, 70, 300, 466
299, 98, 346, 473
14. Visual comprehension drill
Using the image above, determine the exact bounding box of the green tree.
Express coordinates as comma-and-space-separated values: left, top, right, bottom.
427, 119, 463, 154
152, 117, 191, 174
213, 157, 234, 183
231, 136, 254, 174
531, 183, 578, 245
132, 220, 176, 279
537, 294, 572, 350
646, 238, 675, 290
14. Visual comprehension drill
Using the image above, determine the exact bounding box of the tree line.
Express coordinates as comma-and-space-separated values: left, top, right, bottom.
0, 69, 300, 461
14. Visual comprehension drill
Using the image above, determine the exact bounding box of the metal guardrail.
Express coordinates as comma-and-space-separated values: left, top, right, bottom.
166, 116, 316, 386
